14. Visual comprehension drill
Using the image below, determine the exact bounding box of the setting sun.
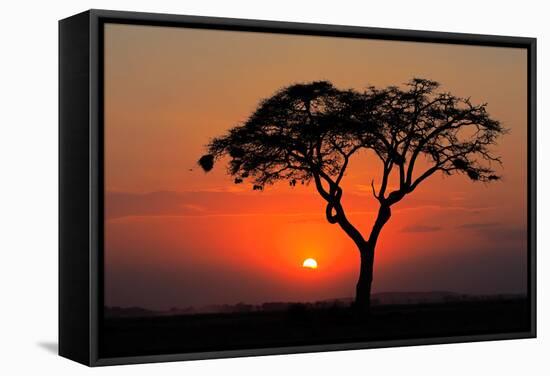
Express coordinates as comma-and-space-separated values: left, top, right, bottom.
302, 258, 318, 269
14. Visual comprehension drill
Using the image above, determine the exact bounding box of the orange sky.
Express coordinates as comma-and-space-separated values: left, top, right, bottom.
104, 23, 528, 310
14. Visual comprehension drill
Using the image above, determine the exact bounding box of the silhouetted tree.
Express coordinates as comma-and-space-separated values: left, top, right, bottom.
199, 79, 505, 310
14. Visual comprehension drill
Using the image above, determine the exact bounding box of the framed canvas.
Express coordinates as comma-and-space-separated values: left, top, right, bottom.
59, 9, 537, 366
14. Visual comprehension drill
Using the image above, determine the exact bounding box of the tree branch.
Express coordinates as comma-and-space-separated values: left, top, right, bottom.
371, 179, 379, 199
409, 165, 440, 191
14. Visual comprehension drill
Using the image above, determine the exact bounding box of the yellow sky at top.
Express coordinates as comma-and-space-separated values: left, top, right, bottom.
104, 23, 526, 198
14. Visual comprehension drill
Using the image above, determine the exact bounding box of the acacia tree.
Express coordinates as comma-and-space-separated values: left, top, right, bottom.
198, 79, 505, 310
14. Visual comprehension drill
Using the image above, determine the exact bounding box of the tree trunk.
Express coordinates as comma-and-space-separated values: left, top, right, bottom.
355, 247, 374, 311
320, 184, 392, 312
354, 204, 392, 311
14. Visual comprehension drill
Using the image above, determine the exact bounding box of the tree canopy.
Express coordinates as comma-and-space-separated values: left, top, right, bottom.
199, 81, 369, 191
199, 78, 505, 208
362, 78, 504, 206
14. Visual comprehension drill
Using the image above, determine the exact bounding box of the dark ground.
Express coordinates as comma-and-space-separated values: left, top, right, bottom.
100, 298, 530, 358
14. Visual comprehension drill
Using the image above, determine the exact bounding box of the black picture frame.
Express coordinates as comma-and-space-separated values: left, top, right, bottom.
59, 9, 537, 367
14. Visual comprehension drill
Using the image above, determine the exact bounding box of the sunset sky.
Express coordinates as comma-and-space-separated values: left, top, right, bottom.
104, 23, 528, 310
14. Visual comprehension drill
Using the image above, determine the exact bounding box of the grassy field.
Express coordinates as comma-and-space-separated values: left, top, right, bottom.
100, 298, 530, 358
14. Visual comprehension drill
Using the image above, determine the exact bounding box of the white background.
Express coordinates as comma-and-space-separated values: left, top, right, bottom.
0, 0, 547, 374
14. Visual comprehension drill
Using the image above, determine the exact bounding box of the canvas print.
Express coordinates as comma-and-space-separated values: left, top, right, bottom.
101, 23, 530, 358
